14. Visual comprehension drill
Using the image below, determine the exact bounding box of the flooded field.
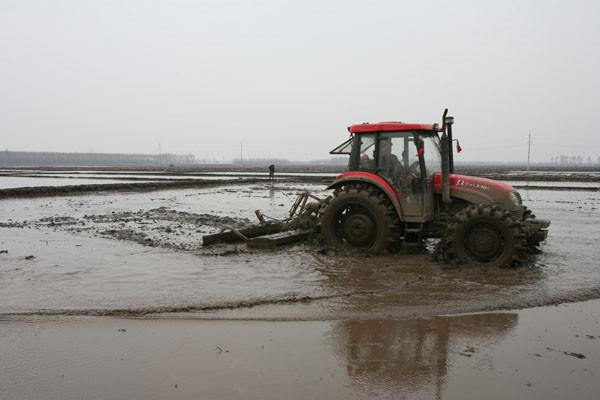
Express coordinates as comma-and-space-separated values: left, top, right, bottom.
0, 176, 156, 189
0, 172, 264, 190
509, 180, 600, 189
1, 176, 599, 320
1, 169, 600, 399
2, 300, 599, 400
0, 169, 335, 189
3, 167, 600, 190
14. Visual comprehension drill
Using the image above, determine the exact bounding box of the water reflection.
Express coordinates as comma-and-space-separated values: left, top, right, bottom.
316, 251, 545, 317
329, 313, 518, 398
268, 183, 276, 202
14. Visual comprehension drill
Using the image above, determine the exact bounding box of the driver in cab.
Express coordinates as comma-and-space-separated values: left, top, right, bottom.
378, 139, 404, 185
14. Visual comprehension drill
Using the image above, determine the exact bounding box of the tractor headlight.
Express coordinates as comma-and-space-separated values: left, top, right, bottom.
507, 192, 521, 207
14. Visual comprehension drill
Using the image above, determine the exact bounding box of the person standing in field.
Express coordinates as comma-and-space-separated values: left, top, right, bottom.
268, 164, 275, 180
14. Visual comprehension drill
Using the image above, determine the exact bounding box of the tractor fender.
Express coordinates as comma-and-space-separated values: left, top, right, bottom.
326, 172, 404, 220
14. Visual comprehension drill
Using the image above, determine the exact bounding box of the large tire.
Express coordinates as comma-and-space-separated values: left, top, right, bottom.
521, 205, 543, 251
522, 206, 536, 220
441, 204, 526, 268
320, 184, 399, 254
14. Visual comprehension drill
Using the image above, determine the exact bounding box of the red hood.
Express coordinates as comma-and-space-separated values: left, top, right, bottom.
433, 173, 514, 194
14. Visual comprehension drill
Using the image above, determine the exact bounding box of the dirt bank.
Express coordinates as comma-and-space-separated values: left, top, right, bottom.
511, 184, 600, 191
0, 178, 263, 200
0, 176, 335, 199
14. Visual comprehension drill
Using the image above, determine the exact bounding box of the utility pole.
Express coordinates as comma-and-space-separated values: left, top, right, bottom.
158, 143, 162, 165
240, 142, 243, 165
527, 132, 531, 171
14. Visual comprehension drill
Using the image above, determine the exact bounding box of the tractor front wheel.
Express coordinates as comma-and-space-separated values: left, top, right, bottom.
440, 204, 526, 268
521, 205, 544, 251
320, 184, 397, 254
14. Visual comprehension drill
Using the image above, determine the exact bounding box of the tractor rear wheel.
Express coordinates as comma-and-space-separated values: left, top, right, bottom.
440, 204, 526, 268
320, 184, 399, 254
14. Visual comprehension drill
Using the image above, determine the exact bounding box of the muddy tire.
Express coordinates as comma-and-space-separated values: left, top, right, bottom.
521, 206, 543, 250
522, 206, 536, 220
320, 184, 400, 254
440, 204, 526, 268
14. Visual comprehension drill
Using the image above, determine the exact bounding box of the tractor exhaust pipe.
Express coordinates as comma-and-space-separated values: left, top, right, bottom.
440, 109, 451, 205
441, 129, 451, 205
446, 115, 455, 173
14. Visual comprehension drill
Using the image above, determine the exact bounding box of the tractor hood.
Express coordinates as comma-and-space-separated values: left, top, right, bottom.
433, 173, 516, 206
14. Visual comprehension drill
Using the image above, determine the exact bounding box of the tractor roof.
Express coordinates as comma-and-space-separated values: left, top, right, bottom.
348, 122, 438, 134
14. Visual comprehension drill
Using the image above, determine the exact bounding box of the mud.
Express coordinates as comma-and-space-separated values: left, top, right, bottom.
0, 178, 268, 199
1, 180, 600, 320
36, 207, 251, 251
512, 184, 600, 191
2, 300, 600, 400
2, 174, 600, 398
479, 172, 600, 182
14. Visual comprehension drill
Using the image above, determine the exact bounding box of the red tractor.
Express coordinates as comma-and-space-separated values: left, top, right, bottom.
320, 110, 549, 267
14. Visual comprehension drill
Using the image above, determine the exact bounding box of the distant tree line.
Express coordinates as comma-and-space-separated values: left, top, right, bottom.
0, 150, 196, 167
231, 157, 347, 166
549, 155, 600, 165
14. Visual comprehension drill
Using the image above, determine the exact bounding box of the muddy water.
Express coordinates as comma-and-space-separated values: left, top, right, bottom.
0, 182, 325, 223
507, 180, 600, 189
2, 300, 599, 400
0, 183, 330, 314
0, 169, 331, 191
1, 182, 599, 319
0, 176, 152, 189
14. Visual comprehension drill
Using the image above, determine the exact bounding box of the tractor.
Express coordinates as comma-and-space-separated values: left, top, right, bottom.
320, 109, 549, 267
203, 109, 549, 268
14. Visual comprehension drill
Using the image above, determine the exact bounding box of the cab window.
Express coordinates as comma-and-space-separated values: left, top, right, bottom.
418, 134, 442, 176
378, 132, 421, 185
358, 134, 376, 171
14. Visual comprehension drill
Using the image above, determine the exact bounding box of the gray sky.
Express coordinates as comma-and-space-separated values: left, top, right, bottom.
1, 0, 599, 162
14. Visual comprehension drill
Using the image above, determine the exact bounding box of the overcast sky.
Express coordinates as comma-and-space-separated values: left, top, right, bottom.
1, 0, 599, 162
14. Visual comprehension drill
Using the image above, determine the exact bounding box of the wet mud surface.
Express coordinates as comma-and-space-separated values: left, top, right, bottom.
37, 207, 251, 252
0, 178, 269, 199
0, 168, 333, 198
1, 179, 600, 319
2, 300, 599, 400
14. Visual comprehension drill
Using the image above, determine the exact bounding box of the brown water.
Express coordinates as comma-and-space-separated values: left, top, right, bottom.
1, 300, 599, 400
1, 182, 599, 319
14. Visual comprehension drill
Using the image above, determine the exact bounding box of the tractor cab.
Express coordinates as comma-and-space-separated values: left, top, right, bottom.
331, 123, 442, 222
